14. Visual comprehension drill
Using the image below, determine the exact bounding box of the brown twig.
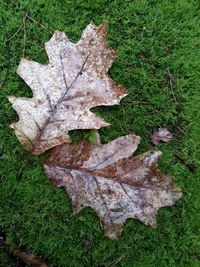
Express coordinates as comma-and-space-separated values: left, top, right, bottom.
13, 249, 49, 267
22, 12, 27, 57
7, 12, 53, 43
25, 12, 53, 34
1, 234, 49, 267
108, 255, 124, 267
7, 23, 23, 41
108, 113, 126, 133
122, 107, 129, 133
173, 153, 197, 172
16, 152, 42, 165
167, 69, 177, 102
116, 57, 132, 66
17, 161, 29, 180
122, 100, 150, 105
177, 126, 197, 146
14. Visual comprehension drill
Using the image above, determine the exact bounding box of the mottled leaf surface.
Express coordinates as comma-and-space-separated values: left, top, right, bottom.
8, 21, 127, 155
151, 128, 173, 145
44, 134, 182, 240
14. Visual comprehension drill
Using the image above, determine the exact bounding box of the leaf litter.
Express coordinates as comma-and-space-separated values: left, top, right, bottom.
8, 21, 182, 240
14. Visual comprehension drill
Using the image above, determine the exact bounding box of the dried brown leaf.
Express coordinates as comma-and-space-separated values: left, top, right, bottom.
150, 128, 173, 145
44, 134, 182, 240
8, 21, 128, 155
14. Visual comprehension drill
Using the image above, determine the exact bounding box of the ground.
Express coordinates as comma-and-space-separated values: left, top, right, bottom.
0, 0, 200, 266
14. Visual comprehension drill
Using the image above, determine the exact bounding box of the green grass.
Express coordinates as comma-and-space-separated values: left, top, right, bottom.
0, 0, 200, 266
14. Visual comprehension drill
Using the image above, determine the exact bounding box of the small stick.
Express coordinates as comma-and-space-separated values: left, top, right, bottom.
122, 107, 129, 134
7, 23, 23, 41
17, 161, 29, 180
109, 256, 124, 267
122, 101, 150, 105
16, 152, 42, 165
13, 249, 49, 267
173, 153, 197, 172
22, 12, 27, 57
167, 69, 177, 102
25, 13, 53, 34
177, 126, 197, 146
116, 57, 132, 66
1, 235, 49, 267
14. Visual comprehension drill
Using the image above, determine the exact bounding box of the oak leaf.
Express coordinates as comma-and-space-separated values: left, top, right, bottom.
44, 134, 182, 240
8, 21, 128, 155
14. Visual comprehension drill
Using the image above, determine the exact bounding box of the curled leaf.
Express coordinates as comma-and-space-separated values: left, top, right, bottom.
150, 128, 173, 145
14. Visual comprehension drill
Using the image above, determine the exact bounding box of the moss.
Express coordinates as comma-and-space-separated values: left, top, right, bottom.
0, 0, 200, 266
